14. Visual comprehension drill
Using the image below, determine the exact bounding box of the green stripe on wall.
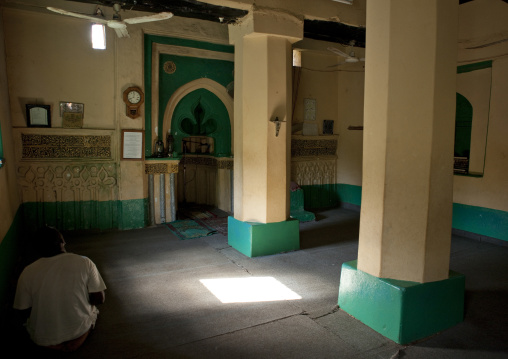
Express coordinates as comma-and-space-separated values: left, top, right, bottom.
300, 184, 338, 209
301, 183, 507, 242
119, 198, 149, 230
452, 203, 508, 241
337, 183, 362, 206
300, 183, 362, 209
457, 60, 492, 74
22, 199, 148, 232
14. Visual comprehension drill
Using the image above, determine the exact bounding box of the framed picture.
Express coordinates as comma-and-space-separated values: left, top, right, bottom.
121, 130, 145, 160
60, 102, 84, 128
59, 102, 84, 117
26, 104, 51, 127
323, 119, 334, 135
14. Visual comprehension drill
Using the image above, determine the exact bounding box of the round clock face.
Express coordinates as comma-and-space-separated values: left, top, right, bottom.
127, 90, 141, 104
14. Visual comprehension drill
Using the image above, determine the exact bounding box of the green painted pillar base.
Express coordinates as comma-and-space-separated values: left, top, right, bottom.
228, 217, 300, 257
338, 260, 465, 344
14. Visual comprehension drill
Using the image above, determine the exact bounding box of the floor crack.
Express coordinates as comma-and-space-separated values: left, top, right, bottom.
216, 247, 253, 275
173, 311, 307, 348
311, 305, 340, 320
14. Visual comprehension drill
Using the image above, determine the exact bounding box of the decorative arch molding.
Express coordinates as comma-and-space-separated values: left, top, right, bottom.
162, 78, 234, 154
146, 39, 234, 156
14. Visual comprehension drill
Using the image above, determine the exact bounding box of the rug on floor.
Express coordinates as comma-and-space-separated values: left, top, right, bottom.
165, 219, 217, 240
196, 217, 228, 237
178, 206, 230, 220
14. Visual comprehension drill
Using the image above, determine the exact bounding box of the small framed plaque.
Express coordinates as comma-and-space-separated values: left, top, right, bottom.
121, 130, 145, 160
60, 102, 84, 128
26, 104, 51, 127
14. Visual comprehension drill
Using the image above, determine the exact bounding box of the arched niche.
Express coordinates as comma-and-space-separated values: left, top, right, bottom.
162, 78, 234, 156
455, 92, 473, 159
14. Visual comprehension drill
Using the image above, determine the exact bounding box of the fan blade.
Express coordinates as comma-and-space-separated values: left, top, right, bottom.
124, 12, 173, 25
113, 27, 130, 38
327, 46, 351, 59
47, 7, 108, 24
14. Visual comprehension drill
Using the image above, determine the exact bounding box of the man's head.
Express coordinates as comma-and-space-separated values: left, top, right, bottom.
35, 226, 66, 257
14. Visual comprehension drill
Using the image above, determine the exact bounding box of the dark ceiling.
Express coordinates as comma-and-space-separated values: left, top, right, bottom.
67, 0, 506, 48
68, 0, 367, 47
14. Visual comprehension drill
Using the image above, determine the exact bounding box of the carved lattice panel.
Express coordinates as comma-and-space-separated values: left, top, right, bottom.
291, 159, 337, 186
21, 134, 112, 159
17, 164, 118, 203
17, 163, 118, 230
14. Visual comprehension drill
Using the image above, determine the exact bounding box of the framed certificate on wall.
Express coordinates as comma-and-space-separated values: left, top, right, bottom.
122, 130, 144, 160
26, 104, 51, 127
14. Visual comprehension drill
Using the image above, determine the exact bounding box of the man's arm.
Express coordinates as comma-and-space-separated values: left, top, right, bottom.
89, 291, 105, 306
12, 308, 31, 333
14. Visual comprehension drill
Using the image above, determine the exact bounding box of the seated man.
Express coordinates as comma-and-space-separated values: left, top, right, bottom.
13, 226, 106, 352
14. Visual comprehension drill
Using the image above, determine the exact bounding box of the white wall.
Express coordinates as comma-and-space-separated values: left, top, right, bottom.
293, 0, 508, 216
336, 68, 364, 186
1, 1, 230, 208
453, 0, 508, 212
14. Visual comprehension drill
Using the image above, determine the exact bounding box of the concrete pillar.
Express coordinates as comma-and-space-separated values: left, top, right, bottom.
227, 8, 303, 257
338, 0, 465, 344
358, 0, 459, 284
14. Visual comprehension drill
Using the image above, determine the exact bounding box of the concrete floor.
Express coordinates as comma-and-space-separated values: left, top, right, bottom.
15, 207, 508, 358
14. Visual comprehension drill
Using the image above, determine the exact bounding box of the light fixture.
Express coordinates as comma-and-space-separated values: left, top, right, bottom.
332, 0, 353, 4
270, 117, 286, 137
91, 23, 106, 49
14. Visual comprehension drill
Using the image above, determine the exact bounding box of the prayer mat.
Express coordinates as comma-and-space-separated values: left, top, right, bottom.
165, 219, 217, 240
177, 204, 230, 221
180, 210, 217, 220
196, 217, 228, 237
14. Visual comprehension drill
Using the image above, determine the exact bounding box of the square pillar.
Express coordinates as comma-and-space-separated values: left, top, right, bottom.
339, 261, 465, 344
228, 9, 303, 256
339, 0, 464, 344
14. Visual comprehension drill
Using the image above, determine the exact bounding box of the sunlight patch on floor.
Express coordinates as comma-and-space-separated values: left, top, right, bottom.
200, 277, 302, 303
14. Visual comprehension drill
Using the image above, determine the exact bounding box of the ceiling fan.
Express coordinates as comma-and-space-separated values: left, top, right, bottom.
327, 41, 365, 64
47, 3, 173, 38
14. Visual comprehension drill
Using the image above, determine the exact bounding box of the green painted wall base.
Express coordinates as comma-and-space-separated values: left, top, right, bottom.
21, 198, 149, 232
452, 203, 508, 241
338, 260, 465, 344
301, 183, 507, 243
228, 217, 300, 257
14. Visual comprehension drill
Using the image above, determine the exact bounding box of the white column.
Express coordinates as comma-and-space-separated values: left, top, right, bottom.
358, 0, 459, 283
229, 9, 303, 224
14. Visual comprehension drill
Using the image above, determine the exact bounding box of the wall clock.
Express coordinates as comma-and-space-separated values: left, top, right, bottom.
123, 86, 144, 119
